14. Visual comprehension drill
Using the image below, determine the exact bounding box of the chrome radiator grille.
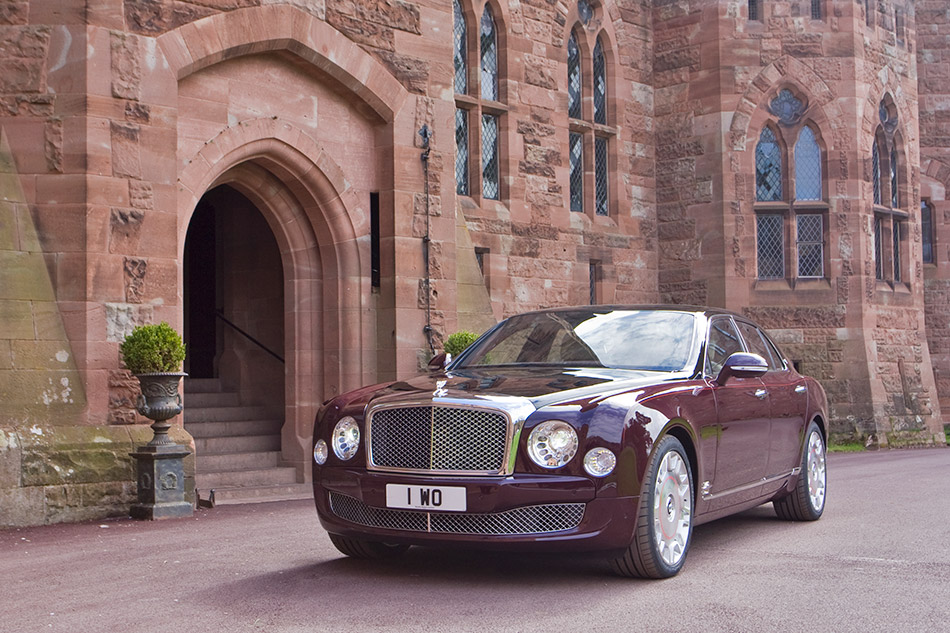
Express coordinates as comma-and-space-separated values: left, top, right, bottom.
329, 493, 585, 536
368, 405, 509, 474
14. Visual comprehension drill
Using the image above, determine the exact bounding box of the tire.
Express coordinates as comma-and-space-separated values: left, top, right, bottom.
774, 421, 826, 521
612, 435, 694, 579
328, 533, 410, 559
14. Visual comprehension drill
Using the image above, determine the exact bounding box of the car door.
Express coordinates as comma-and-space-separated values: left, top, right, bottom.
706, 316, 771, 495
736, 322, 808, 477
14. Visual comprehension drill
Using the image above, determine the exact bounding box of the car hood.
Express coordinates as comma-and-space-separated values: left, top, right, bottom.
367, 366, 690, 410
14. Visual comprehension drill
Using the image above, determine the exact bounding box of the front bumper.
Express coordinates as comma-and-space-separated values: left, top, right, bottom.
314, 467, 640, 553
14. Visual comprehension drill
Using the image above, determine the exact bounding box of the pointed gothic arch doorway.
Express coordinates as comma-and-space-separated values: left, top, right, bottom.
183, 184, 292, 503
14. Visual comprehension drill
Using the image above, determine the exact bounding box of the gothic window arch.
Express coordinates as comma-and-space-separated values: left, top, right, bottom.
872, 97, 908, 287
566, 4, 615, 218
454, 0, 506, 201
754, 87, 829, 284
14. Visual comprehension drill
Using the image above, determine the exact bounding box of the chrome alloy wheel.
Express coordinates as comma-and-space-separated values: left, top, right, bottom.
806, 429, 826, 513
652, 449, 692, 567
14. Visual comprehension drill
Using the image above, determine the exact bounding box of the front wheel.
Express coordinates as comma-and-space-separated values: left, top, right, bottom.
774, 421, 826, 521
612, 435, 693, 579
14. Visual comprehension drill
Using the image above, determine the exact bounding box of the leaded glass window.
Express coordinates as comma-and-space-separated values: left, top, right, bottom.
769, 89, 805, 126
453, 0, 467, 94
578, 0, 593, 26
570, 132, 583, 212
480, 6, 497, 101
890, 145, 898, 208
593, 39, 606, 125
481, 114, 499, 200
796, 214, 823, 278
455, 108, 469, 196
872, 140, 881, 205
749, 0, 759, 21
874, 215, 884, 280
589, 261, 598, 304
595, 137, 608, 216
893, 220, 902, 283
795, 127, 821, 201
923, 200, 935, 264
756, 127, 782, 202
757, 214, 785, 279
568, 32, 581, 120
811, 0, 821, 20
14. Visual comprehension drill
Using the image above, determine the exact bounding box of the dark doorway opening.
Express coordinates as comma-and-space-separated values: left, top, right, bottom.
184, 200, 217, 378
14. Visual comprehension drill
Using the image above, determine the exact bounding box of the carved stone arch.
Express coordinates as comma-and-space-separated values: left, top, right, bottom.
156, 5, 408, 123
861, 70, 916, 154
729, 56, 837, 151
177, 119, 370, 474
922, 157, 950, 193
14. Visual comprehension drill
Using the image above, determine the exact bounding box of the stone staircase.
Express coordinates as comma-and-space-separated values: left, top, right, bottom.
184, 378, 312, 505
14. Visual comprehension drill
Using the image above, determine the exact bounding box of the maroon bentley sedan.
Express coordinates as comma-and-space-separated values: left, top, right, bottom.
311, 306, 828, 578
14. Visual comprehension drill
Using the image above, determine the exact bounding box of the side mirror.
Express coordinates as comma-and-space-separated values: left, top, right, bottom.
427, 352, 452, 371
716, 352, 768, 384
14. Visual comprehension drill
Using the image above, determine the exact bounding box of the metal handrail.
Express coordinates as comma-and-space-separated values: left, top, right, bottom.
214, 310, 285, 364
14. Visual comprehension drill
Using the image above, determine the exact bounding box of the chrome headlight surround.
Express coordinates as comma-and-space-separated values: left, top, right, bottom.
331, 416, 360, 461
583, 447, 616, 477
527, 420, 579, 469
313, 439, 328, 465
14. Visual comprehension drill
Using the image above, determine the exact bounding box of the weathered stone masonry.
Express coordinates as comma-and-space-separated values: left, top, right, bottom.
0, 0, 947, 527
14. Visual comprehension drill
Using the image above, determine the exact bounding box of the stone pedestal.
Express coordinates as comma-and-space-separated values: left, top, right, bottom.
130, 444, 194, 520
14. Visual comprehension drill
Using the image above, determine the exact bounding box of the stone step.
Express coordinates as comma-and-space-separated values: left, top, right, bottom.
184, 378, 224, 393
195, 434, 281, 454
199, 483, 314, 506
184, 391, 241, 408
184, 405, 279, 423
196, 466, 298, 489
186, 419, 281, 439
198, 450, 281, 472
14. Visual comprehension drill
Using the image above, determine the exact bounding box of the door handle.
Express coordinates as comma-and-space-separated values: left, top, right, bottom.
795, 385, 807, 394
754, 388, 768, 399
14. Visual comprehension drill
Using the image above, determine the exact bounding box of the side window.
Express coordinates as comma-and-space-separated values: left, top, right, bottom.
735, 321, 780, 370
705, 318, 743, 378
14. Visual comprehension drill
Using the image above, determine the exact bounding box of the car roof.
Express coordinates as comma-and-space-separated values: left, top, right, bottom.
512, 304, 745, 319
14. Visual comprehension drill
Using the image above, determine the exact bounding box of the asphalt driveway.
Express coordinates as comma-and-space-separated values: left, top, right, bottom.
2, 448, 948, 632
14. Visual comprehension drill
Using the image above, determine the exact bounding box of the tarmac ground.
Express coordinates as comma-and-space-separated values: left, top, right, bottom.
1, 447, 948, 633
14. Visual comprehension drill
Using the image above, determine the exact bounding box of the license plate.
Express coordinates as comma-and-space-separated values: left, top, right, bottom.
385, 484, 466, 512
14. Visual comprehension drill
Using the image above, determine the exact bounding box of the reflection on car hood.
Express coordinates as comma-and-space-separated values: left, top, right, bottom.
369, 366, 689, 409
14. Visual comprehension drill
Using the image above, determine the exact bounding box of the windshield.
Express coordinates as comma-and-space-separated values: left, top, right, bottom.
454, 309, 698, 371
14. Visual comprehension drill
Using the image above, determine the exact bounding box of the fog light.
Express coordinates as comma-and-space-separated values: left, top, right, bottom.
528, 421, 578, 469
583, 447, 616, 477
313, 439, 328, 465
332, 416, 360, 461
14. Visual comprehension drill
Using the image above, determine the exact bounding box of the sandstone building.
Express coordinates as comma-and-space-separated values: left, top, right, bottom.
1, 0, 947, 526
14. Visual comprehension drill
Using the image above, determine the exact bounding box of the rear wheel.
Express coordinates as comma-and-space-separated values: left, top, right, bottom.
612, 435, 693, 579
328, 533, 410, 559
774, 421, 826, 521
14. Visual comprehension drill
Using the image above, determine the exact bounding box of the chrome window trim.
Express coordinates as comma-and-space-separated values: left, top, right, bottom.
365, 395, 534, 477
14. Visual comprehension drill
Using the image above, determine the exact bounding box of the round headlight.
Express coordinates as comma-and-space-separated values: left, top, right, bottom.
313, 439, 328, 465
583, 447, 616, 477
331, 416, 360, 461
527, 421, 578, 469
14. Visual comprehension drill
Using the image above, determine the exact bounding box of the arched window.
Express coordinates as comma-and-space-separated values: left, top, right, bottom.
754, 89, 829, 284
889, 145, 898, 208
454, 1, 504, 201
755, 127, 782, 202
568, 31, 581, 120
479, 5, 497, 101
795, 126, 822, 201
872, 139, 881, 205
566, 4, 613, 218
453, 0, 467, 94
593, 38, 606, 125
871, 97, 908, 286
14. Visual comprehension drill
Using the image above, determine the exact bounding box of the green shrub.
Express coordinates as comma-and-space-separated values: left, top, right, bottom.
444, 331, 478, 357
120, 322, 186, 374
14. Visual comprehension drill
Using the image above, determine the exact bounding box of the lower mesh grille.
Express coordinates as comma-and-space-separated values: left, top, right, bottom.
329, 492, 585, 536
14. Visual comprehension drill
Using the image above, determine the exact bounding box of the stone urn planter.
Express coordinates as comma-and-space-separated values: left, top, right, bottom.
120, 322, 193, 520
